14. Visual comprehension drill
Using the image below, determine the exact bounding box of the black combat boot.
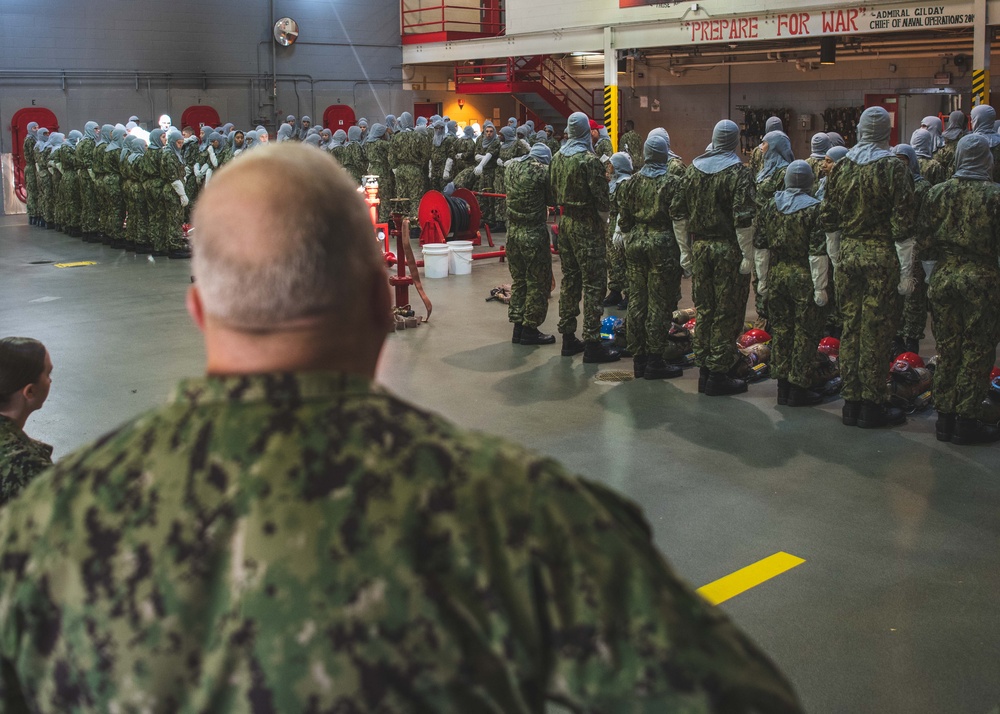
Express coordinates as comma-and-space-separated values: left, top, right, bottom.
519, 325, 555, 345
704, 372, 747, 396
561, 333, 586, 357
511, 322, 523, 344
633, 354, 647, 378
582, 341, 621, 363
787, 384, 823, 407
644, 357, 683, 380
935, 412, 955, 442
698, 366, 710, 393
842, 400, 861, 426
951, 417, 1000, 446
776, 378, 790, 406
602, 289, 623, 307
857, 401, 906, 429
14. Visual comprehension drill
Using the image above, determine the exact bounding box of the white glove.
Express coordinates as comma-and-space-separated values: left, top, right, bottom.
496, 158, 504, 167
204, 167, 213, 184
896, 238, 916, 296
55, 162, 64, 174
171, 179, 188, 207
474, 152, 492, 176
736, 226, 754, 275
612, 218, 624, 247
180, 194, 190, 207
184, 165, 192, 179
428, 160, 433, 179
88, 168, 96, 181
825, 231, 842, 268
474, 153, 485, 161
455, 152, 464, 160
809, 255, 830, 306
754, 249, 770, 296
208, 145, 218, 167
600, 154, 610, 164
921, 260, 937, 284
672, 219, 692, 277
443, 158, 453, 180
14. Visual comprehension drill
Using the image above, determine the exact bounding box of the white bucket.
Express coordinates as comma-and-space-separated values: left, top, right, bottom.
448, 240, 474, 275
421, 243, 450, 278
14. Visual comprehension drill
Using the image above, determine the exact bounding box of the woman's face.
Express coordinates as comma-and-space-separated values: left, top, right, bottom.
822, 156, 836, 175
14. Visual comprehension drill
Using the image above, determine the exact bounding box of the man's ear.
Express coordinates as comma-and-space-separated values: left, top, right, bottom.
187, 285, 206, 332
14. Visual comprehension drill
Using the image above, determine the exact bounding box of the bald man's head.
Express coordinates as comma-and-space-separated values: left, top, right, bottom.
191, 143, 386, 333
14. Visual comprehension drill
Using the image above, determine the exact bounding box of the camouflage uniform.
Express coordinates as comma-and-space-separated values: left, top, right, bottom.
755, 200, 827, 388
47, 144, 64, 230
671, 163, 756, 373
389, 130, 430, 222
75, 135, 100, 237
0, 372, 802, 713
606, 177, 628, 294
618, 130, 644, 170
753, 167, 788, 319
122, 149, 147, 249
103, 143, 127, 243
22, 132, 38, 222
918, 157, 946, 186
156, 148, 188, 254
504, 156, 553, 329
934, 140, 960, 180
55, 142, 82, 235
594, 137, 613, 162
451, 134, 476, 177
549, 150, 610, 341
747, 145, 765, 180
363, 139, 394, 225
0, 415, 52, 507
429, 134, 456, 192
34, 143, 53, 227
495, 139, 528, 226
618, 171, 682, 358
341, 141, 366, 185
820, 157, 915, 404
922, 179, 1000, 419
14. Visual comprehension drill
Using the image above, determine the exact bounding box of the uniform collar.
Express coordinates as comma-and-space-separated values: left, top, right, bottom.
168, 372, 378, 407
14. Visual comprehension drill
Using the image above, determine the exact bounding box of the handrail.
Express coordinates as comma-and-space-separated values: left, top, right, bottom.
401, 0, 504, 37
455, 56, 600, 119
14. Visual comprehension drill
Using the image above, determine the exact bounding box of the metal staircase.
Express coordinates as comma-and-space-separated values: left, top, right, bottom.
454, 56, 600, 126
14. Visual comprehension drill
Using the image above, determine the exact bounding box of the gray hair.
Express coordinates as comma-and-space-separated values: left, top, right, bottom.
192, 143, 383, 330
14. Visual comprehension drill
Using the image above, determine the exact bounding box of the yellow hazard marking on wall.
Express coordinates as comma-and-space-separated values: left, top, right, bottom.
603, 84, 619, 153
54, 261, 97, 268
972, 69, 990, 106
696, 551, 806, 606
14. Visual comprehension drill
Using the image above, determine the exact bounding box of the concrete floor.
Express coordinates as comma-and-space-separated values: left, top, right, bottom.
2, 214, 1000, 713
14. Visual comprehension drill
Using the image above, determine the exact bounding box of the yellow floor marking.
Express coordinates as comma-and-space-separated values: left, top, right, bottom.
696, 552, 805, 606
54, 261, 97, 268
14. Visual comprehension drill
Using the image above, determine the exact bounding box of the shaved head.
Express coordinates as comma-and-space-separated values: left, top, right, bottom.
192, 143, 385, 332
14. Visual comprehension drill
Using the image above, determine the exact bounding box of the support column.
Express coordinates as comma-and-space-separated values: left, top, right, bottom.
603, 26, 619, 152
973, 0, 990, 106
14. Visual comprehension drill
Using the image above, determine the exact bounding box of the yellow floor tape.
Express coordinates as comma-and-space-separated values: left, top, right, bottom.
54, 261, 97, 268
696, 551, 806, 606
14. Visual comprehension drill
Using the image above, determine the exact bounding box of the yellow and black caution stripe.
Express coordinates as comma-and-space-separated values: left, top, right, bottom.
972, 69, 990, 106
603, 84, 619, 153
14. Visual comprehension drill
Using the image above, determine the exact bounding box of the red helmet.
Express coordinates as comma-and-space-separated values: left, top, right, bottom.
818, 337, 840, 356
684, 318, 697, 331
892, 352, 925, 372
990, 366, 1000, 382
737, 328, 771, 349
